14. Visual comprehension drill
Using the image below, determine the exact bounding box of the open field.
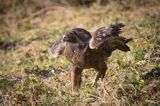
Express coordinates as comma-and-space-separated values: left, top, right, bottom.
0, 1, 160, 105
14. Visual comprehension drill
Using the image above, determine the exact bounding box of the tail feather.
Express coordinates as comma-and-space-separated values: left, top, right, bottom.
103, 36, 132, 53
116, 44, 130, 52
117, 37, 133, 43
124, 38, 133, 43
115, 37, 132, 52
112, 40, 130, 52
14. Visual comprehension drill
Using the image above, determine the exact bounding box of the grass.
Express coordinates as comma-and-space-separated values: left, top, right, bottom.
0, 3, 160, 105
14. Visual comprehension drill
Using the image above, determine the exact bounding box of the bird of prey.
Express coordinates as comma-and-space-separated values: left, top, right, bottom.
48, 23, 132, 90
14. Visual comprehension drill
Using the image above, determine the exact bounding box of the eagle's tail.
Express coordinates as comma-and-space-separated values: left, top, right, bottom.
103, 37, 132, 52
114, 37, 132, 52
117, 37, 133, 43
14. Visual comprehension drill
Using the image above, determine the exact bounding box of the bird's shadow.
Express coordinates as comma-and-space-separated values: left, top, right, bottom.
142, 67, 160, 80
0, 40, 16, 51
24, 66, 62, 78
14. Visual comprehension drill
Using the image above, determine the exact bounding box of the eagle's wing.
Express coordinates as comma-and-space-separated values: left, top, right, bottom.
48, 35, 65, 58
89, 23, 125, 49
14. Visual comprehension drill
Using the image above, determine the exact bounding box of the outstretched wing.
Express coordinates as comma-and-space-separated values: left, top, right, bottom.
48, 35, 65, 58
89, 23, 125, 49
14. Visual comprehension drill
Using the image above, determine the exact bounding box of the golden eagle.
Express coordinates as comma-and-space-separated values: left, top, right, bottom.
48, 23, 132, 90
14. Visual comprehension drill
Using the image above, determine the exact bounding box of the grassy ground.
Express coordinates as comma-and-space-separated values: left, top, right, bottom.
0, 3, 160, 105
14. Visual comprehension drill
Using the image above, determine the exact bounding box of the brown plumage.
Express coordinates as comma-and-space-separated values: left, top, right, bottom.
89, 23, 126, 49
48, 23, 132, 90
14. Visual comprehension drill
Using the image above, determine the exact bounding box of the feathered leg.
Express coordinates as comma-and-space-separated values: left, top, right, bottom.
71, 66, 83, 90
92, 72, 101, 86
92, 63, 107, 86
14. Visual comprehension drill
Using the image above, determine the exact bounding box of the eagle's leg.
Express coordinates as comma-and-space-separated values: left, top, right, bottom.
92, 72, 102, 86
71, 66, 83, 90
100, 67, 107, 80
92, 63, 107, 86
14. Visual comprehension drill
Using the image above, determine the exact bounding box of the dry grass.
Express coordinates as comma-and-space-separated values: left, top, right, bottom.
0, 3, 160, 105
